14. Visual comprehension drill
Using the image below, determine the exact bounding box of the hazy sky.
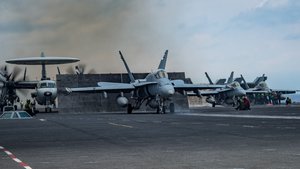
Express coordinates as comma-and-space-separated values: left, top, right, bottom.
0, 0, 299, 90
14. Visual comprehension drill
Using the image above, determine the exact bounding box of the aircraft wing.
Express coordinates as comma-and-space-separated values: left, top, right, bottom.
171, 80, 225, 91
133, 81, 157, 87
67, 82, 135, 93
187, 88, 231, 96
245, 90, 269, 94
66, 81, 158, 94
98, 81, 157, 88
14, 81, 39, 89
271, 89, 297, 94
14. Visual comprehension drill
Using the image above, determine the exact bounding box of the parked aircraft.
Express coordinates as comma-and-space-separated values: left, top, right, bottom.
240, 74, 297, 104
66, 50, 223, 113
6, 52, 79, 112
0, 66, 36, 110
198, 72, 267, 107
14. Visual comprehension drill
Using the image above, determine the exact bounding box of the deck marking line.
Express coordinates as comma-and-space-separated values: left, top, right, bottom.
182, 113, 300, 120
13, 158, 22, 163
4, 150, 12, 155
0, 145, 32, 169
108, 122, 133, 128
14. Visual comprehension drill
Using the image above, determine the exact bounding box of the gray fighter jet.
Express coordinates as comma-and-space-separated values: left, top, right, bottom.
66, 50, 223, 113
240, 74, 297, 104
198, 72, 266, 107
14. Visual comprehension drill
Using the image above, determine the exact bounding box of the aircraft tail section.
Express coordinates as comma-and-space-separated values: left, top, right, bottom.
158, 50, 168, 70
205, 72, 214, 85
253, 74, 267, 85
227, 71, 234, 84
240, 74, 250, 89
41, 52, 47, 80
216, 79, 226, 85
119, 51, 135, 83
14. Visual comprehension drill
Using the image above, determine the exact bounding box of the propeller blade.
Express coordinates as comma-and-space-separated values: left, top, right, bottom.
0, 72, 7, 83
0, 65, 9, 81
76, 63, 86, 74
57, 66, 61, 75
0, 65, 8, 76
11, 66, 22, 81
23, 67, 27, 81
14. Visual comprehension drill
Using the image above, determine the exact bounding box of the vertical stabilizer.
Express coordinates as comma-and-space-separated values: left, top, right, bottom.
205, 72, 214, 85
119, 51, 135, 83
227, 71, 234, 84
41, 52, 47, 80
240, 74, 250, 89
262, 74, 267, 81
158, 50, 168, 70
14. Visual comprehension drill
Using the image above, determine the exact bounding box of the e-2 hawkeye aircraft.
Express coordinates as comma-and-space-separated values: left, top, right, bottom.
66, 50, 223, 114
6, 52, 79, 112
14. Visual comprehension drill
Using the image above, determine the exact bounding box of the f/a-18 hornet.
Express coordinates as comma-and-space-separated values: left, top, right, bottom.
66, 50, 223, 113
196, 71, 268, 107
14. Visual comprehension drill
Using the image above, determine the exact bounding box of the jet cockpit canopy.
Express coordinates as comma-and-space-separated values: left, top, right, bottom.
155, 70, 168, 79
228, 81, 240, 88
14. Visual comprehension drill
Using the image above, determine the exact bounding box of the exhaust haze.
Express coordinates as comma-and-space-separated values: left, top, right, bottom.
1, 0, 300, 89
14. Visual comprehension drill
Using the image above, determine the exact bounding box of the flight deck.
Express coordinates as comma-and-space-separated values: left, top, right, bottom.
1, 106, 300, 169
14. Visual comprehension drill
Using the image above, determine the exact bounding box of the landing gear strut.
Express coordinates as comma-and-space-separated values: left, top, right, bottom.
156, 99, 166, 114
127, 104, 133, 114
45, 107, 52, 113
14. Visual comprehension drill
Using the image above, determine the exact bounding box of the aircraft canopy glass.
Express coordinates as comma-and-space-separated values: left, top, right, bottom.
258, 82, 268, 89
155, 70, 168, 79
229, 81, 240, 88
39, 82, 56, 88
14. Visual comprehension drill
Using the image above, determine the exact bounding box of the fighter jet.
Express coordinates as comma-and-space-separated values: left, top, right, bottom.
66, 50, 223, 114
240, 74, 297, 104
234, 74, 267, 89
6, 52, 79, 112
198, 72, 267, 107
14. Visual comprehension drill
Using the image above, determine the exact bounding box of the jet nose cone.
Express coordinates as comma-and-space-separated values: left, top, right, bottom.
161, 85, 175, 97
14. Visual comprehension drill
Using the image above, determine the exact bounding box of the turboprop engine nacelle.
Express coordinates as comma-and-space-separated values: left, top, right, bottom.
116, 96, 129, 107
